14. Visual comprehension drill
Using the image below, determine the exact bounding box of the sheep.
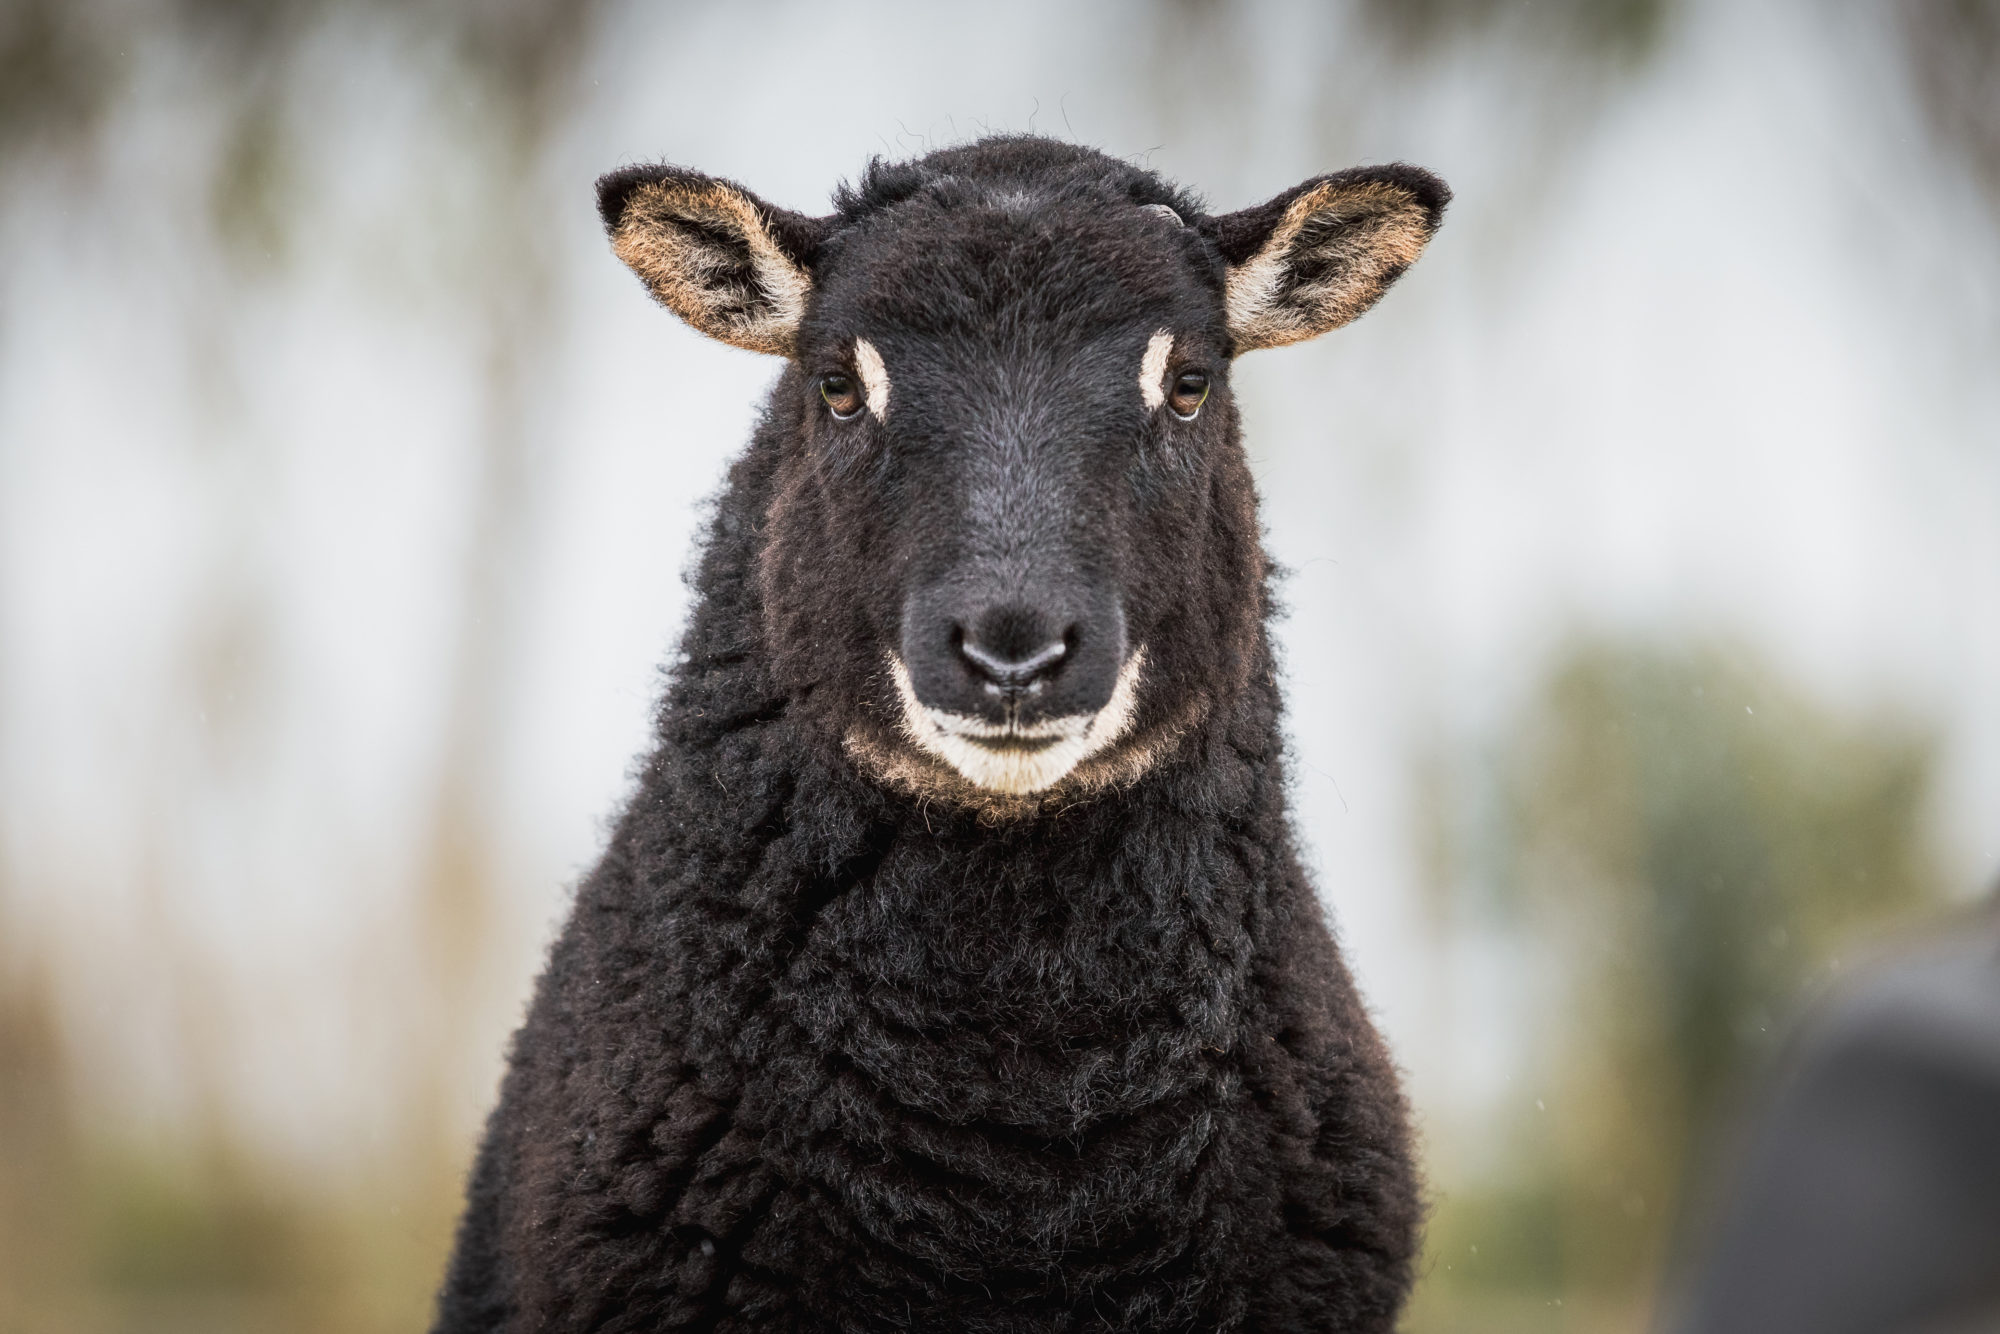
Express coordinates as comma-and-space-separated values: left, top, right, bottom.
433, 135, 1449, 1333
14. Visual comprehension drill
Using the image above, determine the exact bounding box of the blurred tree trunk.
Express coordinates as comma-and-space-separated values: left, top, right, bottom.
1898, 0, 2000, 217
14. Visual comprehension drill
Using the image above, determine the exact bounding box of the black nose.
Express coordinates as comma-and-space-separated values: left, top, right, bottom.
959, 635, 1067, 693
903, 587, 1123, 725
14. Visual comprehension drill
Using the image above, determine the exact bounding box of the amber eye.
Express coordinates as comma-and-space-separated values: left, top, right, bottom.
820, 373, 864, 420
1168, 370, 1210, 420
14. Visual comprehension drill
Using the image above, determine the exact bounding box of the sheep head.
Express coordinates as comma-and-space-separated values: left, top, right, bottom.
598, 140, 1447, 811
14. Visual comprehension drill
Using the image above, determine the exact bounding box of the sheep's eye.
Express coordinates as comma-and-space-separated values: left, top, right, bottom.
1168, 370, 1210, 420
821, 373, 864, 420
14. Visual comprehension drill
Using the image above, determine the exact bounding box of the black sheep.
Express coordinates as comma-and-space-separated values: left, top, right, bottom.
434, 136, 1449, 1333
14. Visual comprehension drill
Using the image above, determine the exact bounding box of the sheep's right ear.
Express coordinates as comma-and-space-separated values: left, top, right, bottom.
597, 165, 828, 358
1204, 164, 1449, 353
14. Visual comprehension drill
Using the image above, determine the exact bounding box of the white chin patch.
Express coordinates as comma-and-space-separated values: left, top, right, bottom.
888, 650, 1146, 794
1140, 330, 1173, 410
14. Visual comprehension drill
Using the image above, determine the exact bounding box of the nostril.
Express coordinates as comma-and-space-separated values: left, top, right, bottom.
959, 636, 1068, 690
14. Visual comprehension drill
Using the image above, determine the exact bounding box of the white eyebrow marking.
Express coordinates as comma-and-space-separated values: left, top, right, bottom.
1140, 330, 1173, 410
854, 338, 890, 419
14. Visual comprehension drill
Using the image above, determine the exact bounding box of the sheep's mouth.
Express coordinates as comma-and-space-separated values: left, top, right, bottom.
882, 650, 1146, 794
959, 734, 1064, 755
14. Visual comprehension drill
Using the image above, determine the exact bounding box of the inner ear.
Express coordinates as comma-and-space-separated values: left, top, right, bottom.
597, 165, 828, 358
1210, 165, 1449, 354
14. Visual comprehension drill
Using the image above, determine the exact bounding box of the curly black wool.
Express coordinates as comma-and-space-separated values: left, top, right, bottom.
434, 138, 1441, 1333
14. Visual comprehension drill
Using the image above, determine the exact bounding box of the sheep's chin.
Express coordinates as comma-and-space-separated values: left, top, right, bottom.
886, 649, 1145, 795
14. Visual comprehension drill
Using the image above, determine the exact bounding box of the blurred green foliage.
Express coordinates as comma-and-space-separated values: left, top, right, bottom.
0, 954, 461, 1332
1407, 640, 1946, 1332
1359, 0, 1677, 66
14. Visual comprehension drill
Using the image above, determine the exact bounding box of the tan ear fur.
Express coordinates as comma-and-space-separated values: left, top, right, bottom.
610, 178, 810, 357
1224, 180, 1436, 352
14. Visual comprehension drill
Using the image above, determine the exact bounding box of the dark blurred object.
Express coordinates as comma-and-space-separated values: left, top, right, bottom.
1662, 900, 2000, 1334
1897, 0, 2000, 215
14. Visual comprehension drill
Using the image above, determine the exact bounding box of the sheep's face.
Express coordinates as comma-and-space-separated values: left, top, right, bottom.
600, 141, 1446, 809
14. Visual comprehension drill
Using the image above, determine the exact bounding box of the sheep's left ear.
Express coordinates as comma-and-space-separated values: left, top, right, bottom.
596, 164, 829, 358
1205, 164, 1449, 353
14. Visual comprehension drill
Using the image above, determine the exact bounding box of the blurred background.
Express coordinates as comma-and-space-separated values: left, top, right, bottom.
1, 0, 1996, 1329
